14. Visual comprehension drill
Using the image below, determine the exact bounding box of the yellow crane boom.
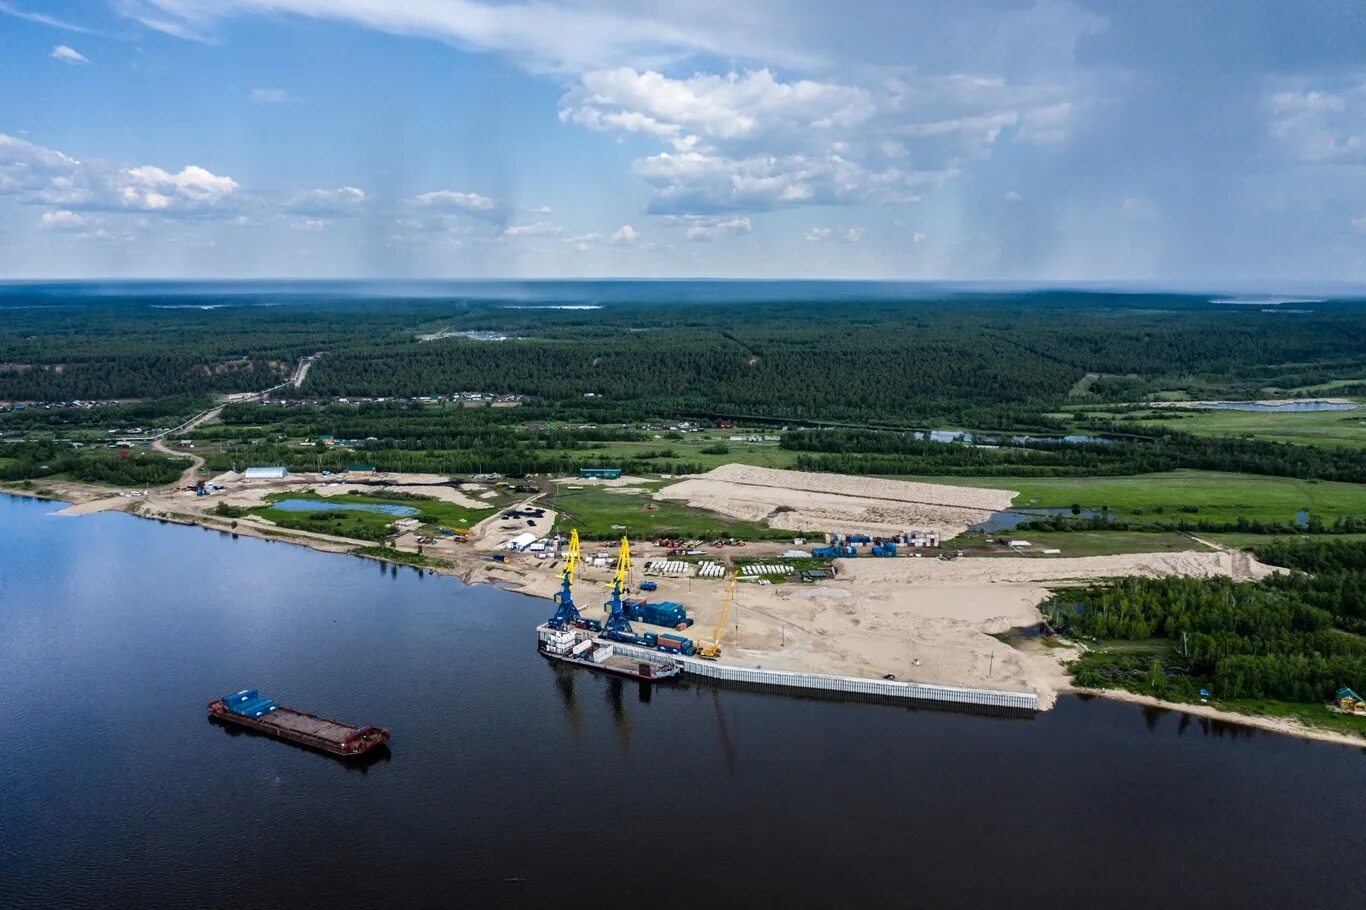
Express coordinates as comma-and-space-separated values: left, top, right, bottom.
609, 535, 631, 595
561, 529, 580, 586
697, 570, 736, 659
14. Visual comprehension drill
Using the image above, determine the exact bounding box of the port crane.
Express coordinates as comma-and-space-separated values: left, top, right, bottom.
602, 536, 638, 640
696, 570, 736, 660
549, 530, 599, 630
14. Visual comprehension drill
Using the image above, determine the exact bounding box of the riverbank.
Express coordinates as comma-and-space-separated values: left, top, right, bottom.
1068, 687, 1366, 749
8, 481, 1359, 748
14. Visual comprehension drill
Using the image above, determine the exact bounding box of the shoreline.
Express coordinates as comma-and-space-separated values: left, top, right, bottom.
6, 483, 1362, 749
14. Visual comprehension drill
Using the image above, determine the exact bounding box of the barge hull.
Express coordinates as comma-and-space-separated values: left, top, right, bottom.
208, 700, 389, 757
540, 647, 680, 681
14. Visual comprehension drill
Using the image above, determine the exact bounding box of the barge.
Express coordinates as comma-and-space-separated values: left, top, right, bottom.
208, 689, 390, 757
539, 628, 680, 682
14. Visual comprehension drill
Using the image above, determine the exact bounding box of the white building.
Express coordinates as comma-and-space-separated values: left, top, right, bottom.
244, 466, 289, 480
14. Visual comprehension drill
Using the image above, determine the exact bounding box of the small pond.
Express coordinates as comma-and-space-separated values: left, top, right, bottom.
270, 499, 419, 517
969, 507, 1111, 533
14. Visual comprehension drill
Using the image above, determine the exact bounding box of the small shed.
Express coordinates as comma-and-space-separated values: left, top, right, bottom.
244, 466, 289, 481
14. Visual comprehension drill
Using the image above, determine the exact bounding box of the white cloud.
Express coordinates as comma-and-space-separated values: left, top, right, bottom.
1267, 81, 1366, 163
286, 186, 366, 216
114, 0, 801, 74
561, 66, 1068, 215
1005, 189, 1022, 202
503, 221, 561, 237
0, 2, 99, 34
562, 67, 874, 150
609, 224, 639, 245
412, 189, 498, 212
1351, 214, 1366, 233
805, 226, 865, 243
292, 219, 328, 231
528, 205, 553, 214
912, 231, 927, 243
39, 209, 89, 231
667, 214, 752, 242
50, 44, 90, 65
118, 164, 238, 210
0, 132, 239, 215
250, 88, 289, 103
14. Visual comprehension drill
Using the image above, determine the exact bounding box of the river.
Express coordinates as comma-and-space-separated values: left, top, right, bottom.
1, 493, 1363, 908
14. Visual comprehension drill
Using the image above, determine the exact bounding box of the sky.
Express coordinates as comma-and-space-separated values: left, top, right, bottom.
2, 0, 1366, 281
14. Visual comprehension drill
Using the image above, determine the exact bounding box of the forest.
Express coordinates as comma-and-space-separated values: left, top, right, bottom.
782, 427, 1366, 482
4, 287, 1365, 427
1052, 541, 1366, 705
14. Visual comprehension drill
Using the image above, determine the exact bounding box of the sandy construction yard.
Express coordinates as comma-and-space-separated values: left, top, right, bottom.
655, 464, 1015, 537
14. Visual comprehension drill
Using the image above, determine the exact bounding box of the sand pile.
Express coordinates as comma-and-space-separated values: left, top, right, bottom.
655, 464, 1015, 537
837, 549, 1280, 586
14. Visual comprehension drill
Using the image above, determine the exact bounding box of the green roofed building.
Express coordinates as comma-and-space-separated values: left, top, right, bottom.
580, 467, 623, 480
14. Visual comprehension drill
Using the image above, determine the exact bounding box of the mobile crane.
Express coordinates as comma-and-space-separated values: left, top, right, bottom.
696, 570, 736, 660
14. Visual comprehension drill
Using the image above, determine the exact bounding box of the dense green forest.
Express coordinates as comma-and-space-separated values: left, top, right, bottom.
4, 288, 1364, 426
783, 427, 1366, 482
1053, 541, 1366, 706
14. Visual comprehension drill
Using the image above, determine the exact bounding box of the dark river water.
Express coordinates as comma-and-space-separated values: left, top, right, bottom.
2, 494, 1364, 909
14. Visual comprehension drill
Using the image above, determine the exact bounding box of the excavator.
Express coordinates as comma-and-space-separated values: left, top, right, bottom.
548, 530, 601, 631
696, 570, 737, 660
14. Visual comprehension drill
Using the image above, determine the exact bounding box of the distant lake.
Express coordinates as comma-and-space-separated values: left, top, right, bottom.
4, 493, 1365, 908
271, 498, 418, 516
1205, 401, 1358, 412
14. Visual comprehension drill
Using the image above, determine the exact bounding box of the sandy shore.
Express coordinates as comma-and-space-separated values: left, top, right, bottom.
1068, 687, 1366, 749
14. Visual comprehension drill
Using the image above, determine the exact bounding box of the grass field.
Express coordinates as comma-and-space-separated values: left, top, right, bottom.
954, 530, 1211, 557
1214, 698, 1366, 737
901, 470, 1366, 524
1201, 531, 1366, 551
251, 491, 495, 542
1129, 406, 1365, 448
545, 483, 801, 541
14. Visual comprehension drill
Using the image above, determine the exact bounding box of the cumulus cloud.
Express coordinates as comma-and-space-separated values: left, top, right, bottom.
0, 132, 239, 215
50, 44, 90, 65
38, 209, 89, 231
609, 224, 639, 245
560, 66, 1068, 215
250, 88, 289, 103
1267, 81, 1366, 163
912, 231, 927, 243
